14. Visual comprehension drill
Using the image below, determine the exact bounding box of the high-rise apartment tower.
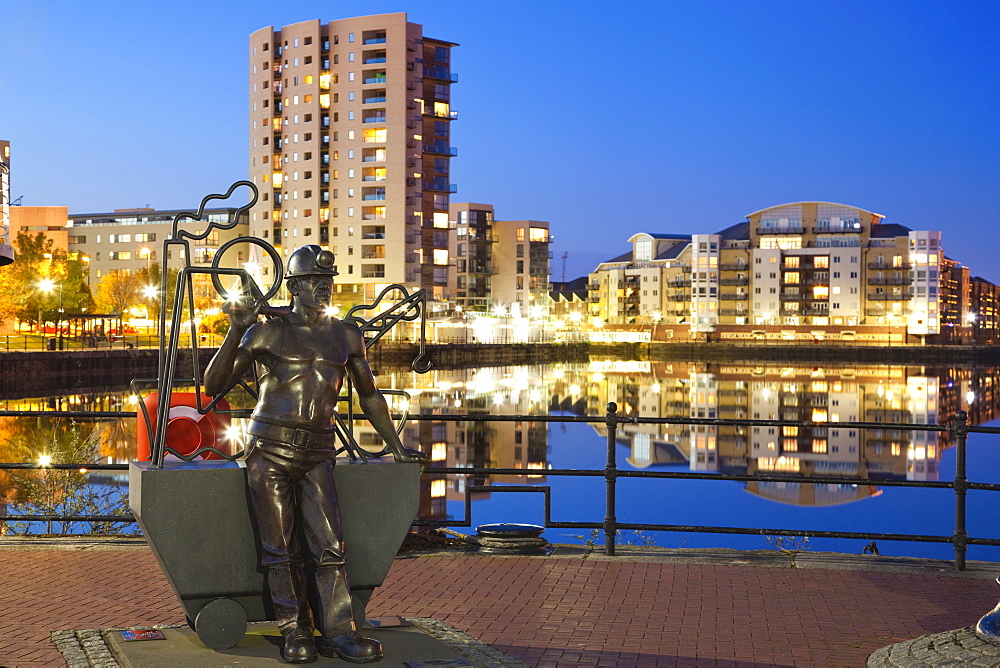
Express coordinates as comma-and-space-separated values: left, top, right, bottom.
0, 140, 13, 267
248, 13, 457, 307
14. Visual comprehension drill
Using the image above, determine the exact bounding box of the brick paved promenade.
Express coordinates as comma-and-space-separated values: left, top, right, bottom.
1, 539, 998, 666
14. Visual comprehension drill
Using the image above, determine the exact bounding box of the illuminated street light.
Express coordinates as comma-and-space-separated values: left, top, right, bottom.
37, 278, 64, 347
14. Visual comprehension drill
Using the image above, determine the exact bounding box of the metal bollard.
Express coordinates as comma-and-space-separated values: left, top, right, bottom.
953, 410, 969, 571
604, 402, 619, 556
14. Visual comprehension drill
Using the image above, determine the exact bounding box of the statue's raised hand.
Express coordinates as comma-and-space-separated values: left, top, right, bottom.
222, 297, 261, 332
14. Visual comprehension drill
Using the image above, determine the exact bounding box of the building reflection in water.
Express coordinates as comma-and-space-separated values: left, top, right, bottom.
553, 360, 999, 508
1, 361, 998, 522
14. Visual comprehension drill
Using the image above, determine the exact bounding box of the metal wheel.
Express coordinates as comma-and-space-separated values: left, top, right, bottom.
194, 598, 248, 650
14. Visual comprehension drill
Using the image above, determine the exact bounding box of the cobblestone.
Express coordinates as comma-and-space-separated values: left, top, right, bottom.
868, 627, 1000, 666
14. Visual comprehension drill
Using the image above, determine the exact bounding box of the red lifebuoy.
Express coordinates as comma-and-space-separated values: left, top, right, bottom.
136, 392, 232, 461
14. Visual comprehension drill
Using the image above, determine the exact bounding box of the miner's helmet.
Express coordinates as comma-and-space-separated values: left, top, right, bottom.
285, 244, 338, 278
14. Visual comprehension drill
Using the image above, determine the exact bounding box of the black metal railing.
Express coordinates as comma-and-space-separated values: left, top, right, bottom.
0, 406, 996, 571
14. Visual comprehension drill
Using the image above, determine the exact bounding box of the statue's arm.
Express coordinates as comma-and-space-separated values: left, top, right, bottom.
204, 305, 263, 396
344, 323, 428, 464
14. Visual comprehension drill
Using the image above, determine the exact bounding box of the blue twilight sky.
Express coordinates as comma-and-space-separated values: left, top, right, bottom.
1, 0, 997, 282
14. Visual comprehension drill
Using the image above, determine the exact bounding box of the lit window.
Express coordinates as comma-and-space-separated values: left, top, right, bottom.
529, 227, 548, 242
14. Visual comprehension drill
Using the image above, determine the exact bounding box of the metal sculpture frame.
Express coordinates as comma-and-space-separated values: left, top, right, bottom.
137, 180, 431, 468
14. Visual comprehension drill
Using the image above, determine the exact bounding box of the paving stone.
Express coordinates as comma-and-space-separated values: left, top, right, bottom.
0, 541, 998, 665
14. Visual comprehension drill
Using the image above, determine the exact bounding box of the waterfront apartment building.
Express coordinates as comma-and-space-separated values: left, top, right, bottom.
248, 13, 457, 309
0, 140, 13, 267
448, 203, 552, 317
66, 208, 249, 296
588, 201, 1000, 345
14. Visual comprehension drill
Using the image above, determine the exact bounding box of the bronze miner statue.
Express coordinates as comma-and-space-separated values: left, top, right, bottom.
204, 245, 428, 664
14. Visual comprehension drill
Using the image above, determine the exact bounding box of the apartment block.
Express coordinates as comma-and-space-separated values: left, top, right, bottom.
588, 201, 1000, 344
67, 208, 249, 296
248, 13, 457, 308
10, 206, 69, 249
449, 202, 552, 317
0, 140, 13, 267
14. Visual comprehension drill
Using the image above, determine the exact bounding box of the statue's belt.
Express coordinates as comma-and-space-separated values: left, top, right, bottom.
248, 420, 337, 450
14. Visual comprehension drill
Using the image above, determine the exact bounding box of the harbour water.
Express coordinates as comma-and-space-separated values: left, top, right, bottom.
1, 358, 998, 561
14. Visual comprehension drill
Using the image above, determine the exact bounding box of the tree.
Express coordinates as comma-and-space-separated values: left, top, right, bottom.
0, 232, 91, 328
135, 263, 178, 321
94, 269, 142, 316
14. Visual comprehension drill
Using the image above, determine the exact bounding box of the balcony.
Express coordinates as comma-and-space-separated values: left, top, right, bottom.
423, 66, 457, 82
669, 294, 691, 302
868, 293, 911, 301
756, 226, 805, 235
868, 262, 911, 271
423, 141, 457, 156
719, 293, 748, 300
779, 291, 819, 300
813, 224, 863, 234
363, 95, 387, 104
719, 309, 748, 317
362, 115, 387, 124
720, 277, 748, 286
363, 57, 387, 64
467, 263, 495, 275
363, 75, 387, 85
424, 177, 457, 193
868, 277, 911, 285
720, 263, 748, 271
424, 108, 459, 120
666, 280, 691, 288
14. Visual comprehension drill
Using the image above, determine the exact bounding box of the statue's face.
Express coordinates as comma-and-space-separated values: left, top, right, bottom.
290, 275, 334, 309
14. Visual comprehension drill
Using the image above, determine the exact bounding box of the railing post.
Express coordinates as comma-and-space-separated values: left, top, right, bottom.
604, 401, 619, 556
953, 410, 969, 571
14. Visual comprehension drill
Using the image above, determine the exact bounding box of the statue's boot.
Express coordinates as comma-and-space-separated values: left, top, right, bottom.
312, 565, 383, 663
317, 631, 383, 663
269, 564, 317, 664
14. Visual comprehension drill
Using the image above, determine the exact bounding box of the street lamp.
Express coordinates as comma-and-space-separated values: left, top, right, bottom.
38, 278, 63, 348
966, 312, 977, 344
143, 285, 159, 340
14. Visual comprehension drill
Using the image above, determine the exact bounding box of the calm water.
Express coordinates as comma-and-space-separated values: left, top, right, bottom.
2, 359, 999, 561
